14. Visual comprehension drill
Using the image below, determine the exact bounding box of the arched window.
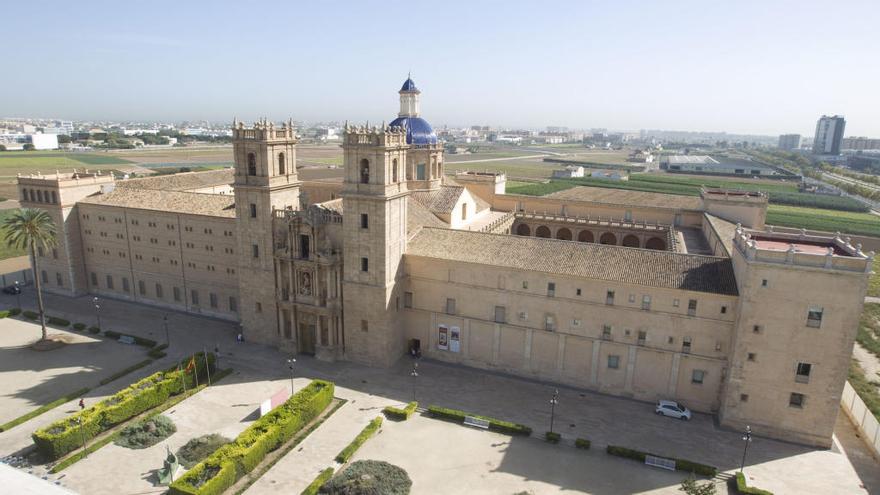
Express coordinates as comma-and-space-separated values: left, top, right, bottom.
360, 159, 370, 184
278, 152, 286, 175
392, 159, 398, 183
247, 153, 257, 176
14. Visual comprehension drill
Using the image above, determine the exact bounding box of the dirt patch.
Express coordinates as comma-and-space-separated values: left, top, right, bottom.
31, 334, 76, 351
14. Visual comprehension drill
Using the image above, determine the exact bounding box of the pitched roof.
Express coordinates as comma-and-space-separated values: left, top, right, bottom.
118, 168, 234, 191
703, 213, 738, 256
410, 185, 465, 214
407, 197, 448, 236
406, 228, 738, 296
544, 186, 703, 210
79, 187, 236, 218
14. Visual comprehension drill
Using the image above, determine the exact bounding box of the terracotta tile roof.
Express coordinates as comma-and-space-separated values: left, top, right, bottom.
118, 168, 233, 191
407, 228, 738, 296
544, 186, 703, 210
79, 187, 236, 218
407, 197, 448, 236
410, 186, 466, 214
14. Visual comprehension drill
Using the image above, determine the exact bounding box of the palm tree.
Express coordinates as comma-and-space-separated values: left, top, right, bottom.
3, 208, 58, 341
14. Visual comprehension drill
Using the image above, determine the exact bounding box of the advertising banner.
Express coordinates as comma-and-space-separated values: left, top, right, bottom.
438, 324, 449, 350
450, 326, 461, 353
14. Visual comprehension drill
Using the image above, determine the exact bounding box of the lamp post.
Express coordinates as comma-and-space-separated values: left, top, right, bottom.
13, 280, 21, 309
410, 362, 419, 402
549, 389, 559, 434
740, 425, 752, 473
93, 297, 101, 330
287, 357, 296, 394
76, 417, 87, 458
163, 315, 170, 347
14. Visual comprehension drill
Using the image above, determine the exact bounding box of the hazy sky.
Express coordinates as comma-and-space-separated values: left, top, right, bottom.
3, 0, 878, 136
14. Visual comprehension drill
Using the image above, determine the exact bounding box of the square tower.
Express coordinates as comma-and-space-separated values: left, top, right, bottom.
233, 119, 300, 343
340, 123, 410, 366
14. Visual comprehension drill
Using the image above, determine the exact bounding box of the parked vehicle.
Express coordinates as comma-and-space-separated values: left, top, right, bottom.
655, 400, 691, 420
2, 285, 21, 295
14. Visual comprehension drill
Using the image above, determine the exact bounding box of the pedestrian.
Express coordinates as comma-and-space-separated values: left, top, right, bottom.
236, 333, 243, 344
78, 398, 85, 410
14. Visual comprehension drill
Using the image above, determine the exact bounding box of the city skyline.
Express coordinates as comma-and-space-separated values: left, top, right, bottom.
2, 0, 878, 137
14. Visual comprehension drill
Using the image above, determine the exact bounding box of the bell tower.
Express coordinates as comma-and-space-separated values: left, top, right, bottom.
233, 118, 300, 344
340, 122, 410, 366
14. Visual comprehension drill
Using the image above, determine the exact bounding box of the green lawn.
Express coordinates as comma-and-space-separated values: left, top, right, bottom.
447, 160, 557, 179
0, 209, 28, 260
0, 152, 132, 178
765, 205, 880, 237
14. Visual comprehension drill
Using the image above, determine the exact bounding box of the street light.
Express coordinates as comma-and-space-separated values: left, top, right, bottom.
410, 362, 419, 402
13, 280, 21, 309
76, 417, 87, 458
549, 389, 559, 434
93, 297, 101, 330
287, 357, 296, 394
740, 425, 752, 473
163, 315, 170, 347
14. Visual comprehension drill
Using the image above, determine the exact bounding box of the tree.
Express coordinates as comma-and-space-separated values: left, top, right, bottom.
3, 208, 58, 340
0, 144, 6, 151
679, 474, 716, 495
57, 135, 72, 144
23, 143, 35, 151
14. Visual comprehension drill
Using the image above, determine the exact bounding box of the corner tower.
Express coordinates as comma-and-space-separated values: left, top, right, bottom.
389, 76, 445, 190
233, 119, 300, 344
340, 123, 410, 366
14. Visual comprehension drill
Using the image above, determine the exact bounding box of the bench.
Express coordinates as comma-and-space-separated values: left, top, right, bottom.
463, 416, 490, 429
645, 455, 676, 471
118, 335, 135, 345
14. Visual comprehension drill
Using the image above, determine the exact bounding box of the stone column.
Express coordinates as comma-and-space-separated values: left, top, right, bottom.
668, 353, 681, 396
590, 340, 601, 387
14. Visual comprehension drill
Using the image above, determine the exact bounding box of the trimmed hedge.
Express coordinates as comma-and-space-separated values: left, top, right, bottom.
104, 330, 158, 348
72, 323, 86, 331
734, 472, 774, 495
383, 401, 417, 421
23, 310, 38, 320
0, 310, 10, 319
301, 467, 334, 495
575, 438, 591, 450
88, 326, 100, 334
427, 405, 532, 436
47, 316, 70, 327
32, 353, 215, 460
10, 307, 21, 316
168, 379, 334, 495
606, 445, 717, 477
0, 387, 90, 433
335, 416, 382, 463
545, 431, 561, 443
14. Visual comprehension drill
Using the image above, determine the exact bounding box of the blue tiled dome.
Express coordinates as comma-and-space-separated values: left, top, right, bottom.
389, 116, 438, 146
400, 77, 419, 92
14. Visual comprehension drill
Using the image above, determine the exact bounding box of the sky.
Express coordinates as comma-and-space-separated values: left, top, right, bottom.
3, 0, 879, 137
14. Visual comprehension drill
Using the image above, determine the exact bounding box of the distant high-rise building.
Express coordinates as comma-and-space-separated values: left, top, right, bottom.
812, 115, 846, 155
778, 134, 801, 150
841, 136, 880, 151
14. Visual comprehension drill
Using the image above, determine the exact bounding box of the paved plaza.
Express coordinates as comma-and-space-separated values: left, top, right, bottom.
0, 288, 878, 494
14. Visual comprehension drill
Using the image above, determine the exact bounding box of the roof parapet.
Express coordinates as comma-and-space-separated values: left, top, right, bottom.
733, 224, 872, 273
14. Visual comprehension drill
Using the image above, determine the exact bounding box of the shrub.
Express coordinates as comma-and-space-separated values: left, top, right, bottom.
88, 326, 100, 334
32, 352, 215, 460
23, 310, 38, 320
114, 415, 176, 449
733, 472, 774, 495
177, 434, 233, 469
47, 316, 70, 327
301, 467, 334, 495
73, 323, 86, 331
9, 307, 21, 316
335, 416, 382, 463
0, 310, 10, 319
575, 438, 591, 450
545, 431, 561, 443
427, 405, 532, 436
168, 379, 334, 495
605, 445, 717, 477
383, 401, 418, 421
320, 460, 411, 495
105, 330, 158, 348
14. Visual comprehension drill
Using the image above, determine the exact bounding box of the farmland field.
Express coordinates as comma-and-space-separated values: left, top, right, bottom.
446, 159, 559, 179
0, 152, 133, 175
765, 205, 880, 237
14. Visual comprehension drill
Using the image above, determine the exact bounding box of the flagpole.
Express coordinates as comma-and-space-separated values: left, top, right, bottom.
179, 362, 187, 395
204, 347, 212, 386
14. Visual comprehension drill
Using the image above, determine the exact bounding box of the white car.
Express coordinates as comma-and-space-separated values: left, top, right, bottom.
655, 400, 692, 420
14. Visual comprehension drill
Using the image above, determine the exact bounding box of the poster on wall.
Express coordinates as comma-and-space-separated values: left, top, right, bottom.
450, 326, 461, 353
438, 325, 449, 350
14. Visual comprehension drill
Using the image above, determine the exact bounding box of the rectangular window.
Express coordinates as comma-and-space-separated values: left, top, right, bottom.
601, 324, 612, 340
747, 352, 756, 361
576, 288, 582, 296
740, 394, 749, 402
628, 294, 636, 303
155, 283, 163, 298
547, 282, 555, 297
753, 324, 762, 334
545, 314, 556, 331
252, 244, 259, 258
210, 293, 218, 308
494, 306, 506, 323
173, 287, 181, 302
606, 290, 615, 305
360, 213, 369, 229
91, 272, 98, 286
761, 279, 768, 287
637, 330, 647, 346
105, 275, 113, 289
687, 299, 697, 316
361, 320, 368, 332
641, 295, 651, 311
56, 272, 63, 286
806, 307, 823, 328
122, 277, 130, 292
229, 297, 238, 312
52, 248, 58, 259
673, 299, 679, 307
682, 336, 692, 353
692, 370, 705, 384
300, 235, 310, 259
522, 281, 528, 289
416, 163, 426, 180
721, 305, 727, 314
789, 393, 805, 408
446, 298, 456, 315
607, 355, 620, 369
191, 290, 199, 305
795, 362, 812, 383
361, 257, 369, 272
138, 280, 145, 295
249, 203, 257, 218
404, 292, 413, 308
